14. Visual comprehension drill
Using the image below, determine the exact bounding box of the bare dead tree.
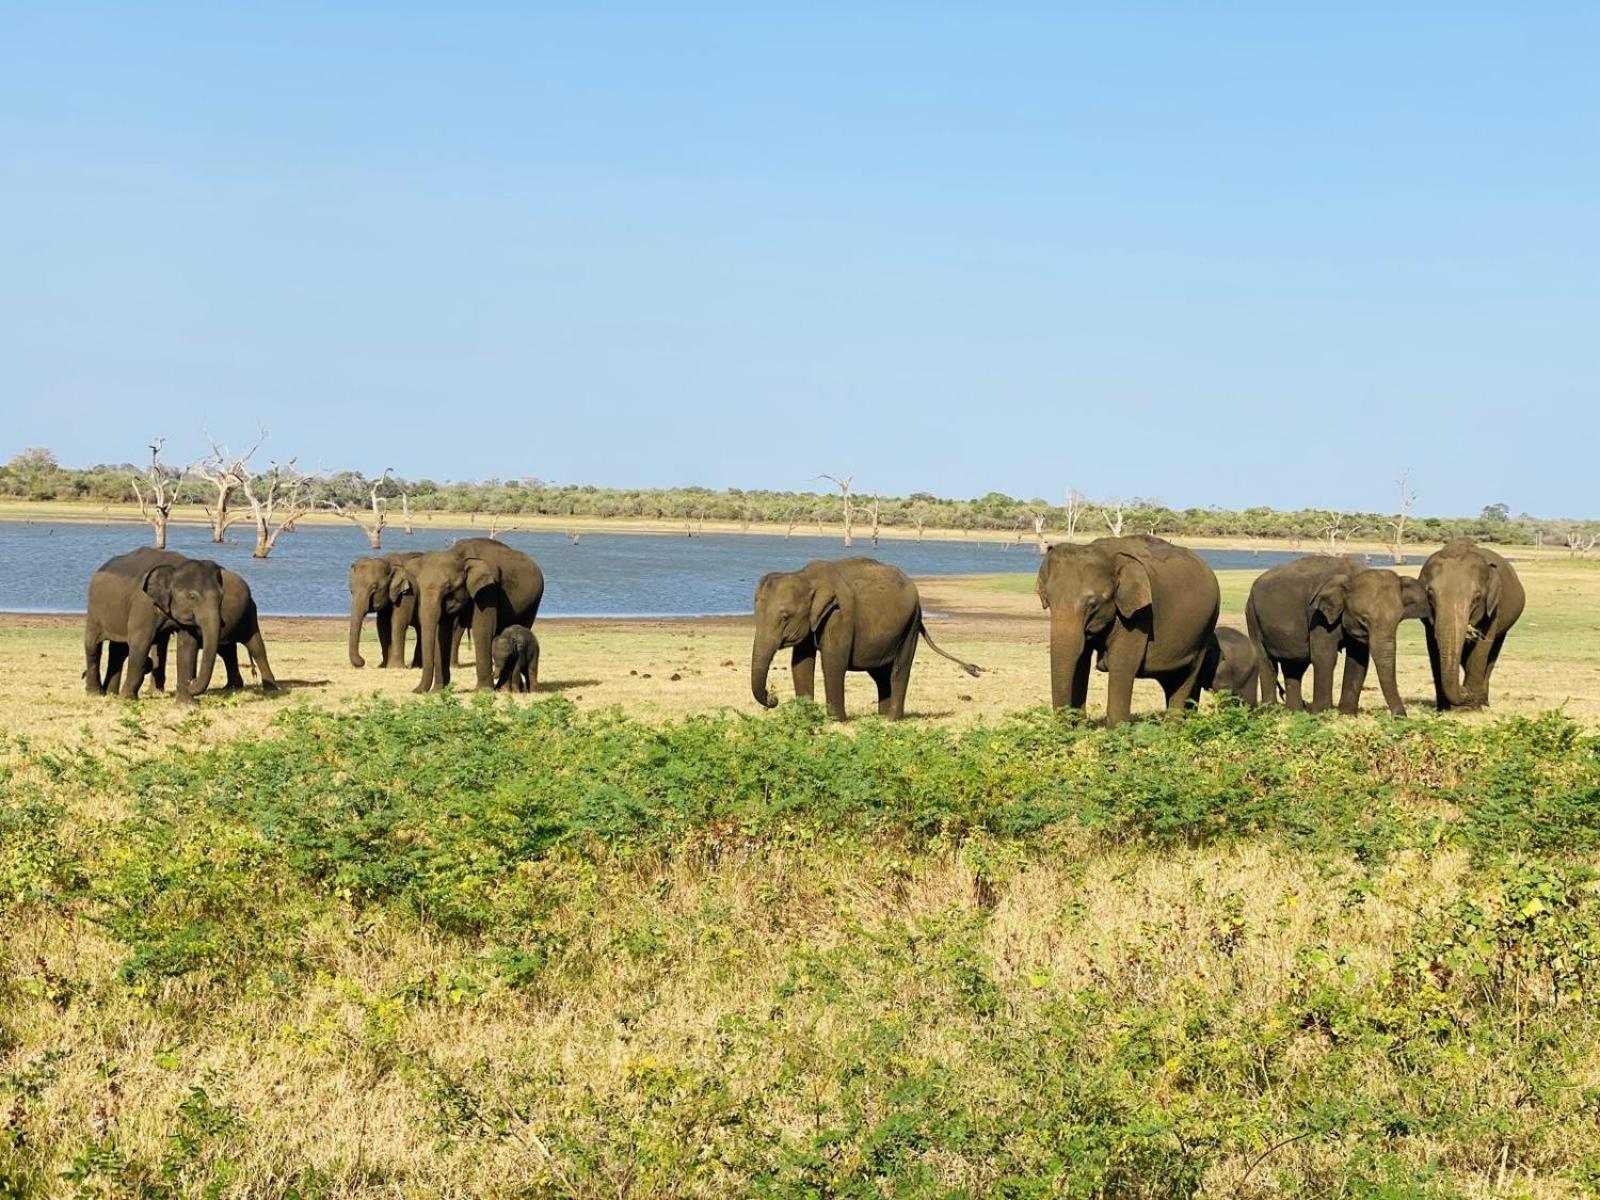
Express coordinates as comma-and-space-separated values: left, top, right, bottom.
129, 437, 180, 549
868, 495, 882, 547
1320, 511, 1350, 551
1063, 490, 1089, 540
1567, 531, 1600, 557
818, 474, 855, 547
1389, 470, 1416, 565
1025, 510, 1049, 555
327, 468, 393, 549
241, 460, 317, 559
190, 432, 265, 543
1101, 497, 1125, 538
785, 503, 806, 538
488, 514, 524, 540
400, 492, 415, 535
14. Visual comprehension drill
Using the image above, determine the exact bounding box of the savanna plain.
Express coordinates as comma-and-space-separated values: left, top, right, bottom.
4, 555, 1600, 1197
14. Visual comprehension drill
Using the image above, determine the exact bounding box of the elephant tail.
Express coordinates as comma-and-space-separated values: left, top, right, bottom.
918, 621, 981, 677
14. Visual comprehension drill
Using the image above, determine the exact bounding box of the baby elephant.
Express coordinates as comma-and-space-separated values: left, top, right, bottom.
1199, 626, 1260, 705
491, 625, 540, 693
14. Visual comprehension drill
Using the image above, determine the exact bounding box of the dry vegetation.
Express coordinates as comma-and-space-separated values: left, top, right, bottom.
3, 557, 1600, 1197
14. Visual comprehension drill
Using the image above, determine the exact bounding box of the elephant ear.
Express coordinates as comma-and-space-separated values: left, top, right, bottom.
1035, 555, 1053, 611
1484, 562, 1503, 616
388, 570, 413, 603
464, 558, 499, 598
1311, 576, 1350, 626
141, 565, 176, 615
1112, 554, 1153, 619
1400, 577, 1430, 621
809, 579, 839, 637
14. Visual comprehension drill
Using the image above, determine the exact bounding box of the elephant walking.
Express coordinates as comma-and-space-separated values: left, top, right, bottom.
1036, 535, 1219, 727
751, 558, 979, 722
406, 538, 545, 693
1245, 556, 1427, 716
85, 549, 225, 702
1419, 539, 1524, 710
107, 568, 278, 695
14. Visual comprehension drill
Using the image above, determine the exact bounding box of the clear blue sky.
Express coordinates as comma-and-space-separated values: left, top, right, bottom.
2, 4, 1595, 516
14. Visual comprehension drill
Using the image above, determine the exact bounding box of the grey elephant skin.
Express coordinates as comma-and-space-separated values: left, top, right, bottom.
85, 549, 224, 702
348, 552, 424, 669
491, 625, 540, 693
1200, 626, 1260, 705
751, 558, 979, 722
1419, 539, 1525, 710
1035, 535, 1219, 728
404, 538, 546, 693
108, 569, 278, 695
1246, 556, 1427, 717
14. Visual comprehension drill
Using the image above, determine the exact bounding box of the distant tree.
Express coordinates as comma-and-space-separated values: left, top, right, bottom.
129, 438, 180, 549
241, 457, 316, 559
868, 495, 882, 547
1481, 502, 1511, 523
190, 433, 264, 543
1389, 470, 1417, 565
818, 474, 855, 547
1101, 497, 1126, 538
1062, 490, 1089, 540
327, 467, 394, 549
7, 447, 62, 500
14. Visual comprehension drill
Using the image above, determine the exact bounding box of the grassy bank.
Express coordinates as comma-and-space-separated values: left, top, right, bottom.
4, 699, 1600, 1196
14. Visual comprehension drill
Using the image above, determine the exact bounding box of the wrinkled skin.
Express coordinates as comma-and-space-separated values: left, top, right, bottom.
110, 569, 279, 695
1200, 626, 1260, 705
751, 558, 979, 722
85, 548, 223, 702
491, 625, 540, 693
409, 538, 546, 693
1036, 535, 1219, 728
1419, 539, 1525, 710
1246, 556, 1427, 717
348, 552, 424, 669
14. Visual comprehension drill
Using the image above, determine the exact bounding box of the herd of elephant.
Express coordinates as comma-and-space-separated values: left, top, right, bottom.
81, 533, 1523, 728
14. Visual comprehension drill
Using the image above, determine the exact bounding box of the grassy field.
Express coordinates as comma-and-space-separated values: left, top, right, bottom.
3, 557, 1600, 1196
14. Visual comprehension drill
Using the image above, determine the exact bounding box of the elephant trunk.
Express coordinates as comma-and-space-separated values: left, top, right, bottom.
1048, 608, 1087, 710
1433, 603, 1472, 708
188, 607, 222, 698
751, 633, 781, 708
348, 593, 369, 668
415, 594, 444, 694
1371, 627, 1406, 717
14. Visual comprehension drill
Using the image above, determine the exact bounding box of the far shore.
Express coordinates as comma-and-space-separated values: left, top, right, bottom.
0, 498, 1574, 561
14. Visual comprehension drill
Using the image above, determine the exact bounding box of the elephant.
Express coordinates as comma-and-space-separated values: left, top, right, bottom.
107, 569, 278, 694
1245, 556, 1427, 716
407, 538, 546, 693
1200, 626, 1260, 705
348, 552, 424, 669
751, 558, 979, 721
491, 625, 540, 693
84, 548, 224, 702
1036, 535, 1219, 727
1418, 539, 1525, 710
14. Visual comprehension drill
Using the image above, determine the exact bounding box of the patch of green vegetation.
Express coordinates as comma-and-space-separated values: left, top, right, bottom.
6, 702, 1600, 1194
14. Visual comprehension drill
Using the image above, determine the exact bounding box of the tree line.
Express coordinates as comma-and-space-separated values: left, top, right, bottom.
3, 442, 1596, 557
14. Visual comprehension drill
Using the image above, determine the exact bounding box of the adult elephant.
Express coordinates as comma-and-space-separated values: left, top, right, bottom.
1035, 535, 1219, 728
85, 549, 224, 702
1246, 556, 1427, 716
109, 568, 278, 694
1419, 539, 1525, 710
750, 558, 979, 721
348, 552, 423, 668
410, 538, 545, 693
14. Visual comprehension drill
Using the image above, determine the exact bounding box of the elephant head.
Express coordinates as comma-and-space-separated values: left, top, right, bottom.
1035, 542, 1153, 709
1308, 568, 1426, 716
750, 567, 837, 708
411, 549, 501, 693
1419, 541, 1505, 707
347, 556, 398, 668
142, 557, 224, 698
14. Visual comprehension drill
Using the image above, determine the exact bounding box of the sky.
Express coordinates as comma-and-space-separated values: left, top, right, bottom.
1, 4, 1596, 517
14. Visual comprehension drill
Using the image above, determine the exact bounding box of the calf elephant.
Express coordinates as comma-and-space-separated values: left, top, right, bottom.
1200, 626, 1260, 705
1419, 539, 1525, 710
1036, 535, 1219, 727
85, 549, 224, 702
109, 569, 278, 694
751, 558, 979, 721
409, 538, 546, 693
491, 625, 540, 693
348, 552, 424, 668
1246, 556, 1426, 716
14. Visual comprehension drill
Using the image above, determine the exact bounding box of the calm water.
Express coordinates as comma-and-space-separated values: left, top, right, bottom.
0, 520, 1328, 618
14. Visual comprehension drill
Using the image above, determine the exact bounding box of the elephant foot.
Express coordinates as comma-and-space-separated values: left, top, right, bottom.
260, 680, 281, 694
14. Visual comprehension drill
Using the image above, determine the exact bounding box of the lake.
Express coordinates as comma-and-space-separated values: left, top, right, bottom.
0, 520, 1332, 618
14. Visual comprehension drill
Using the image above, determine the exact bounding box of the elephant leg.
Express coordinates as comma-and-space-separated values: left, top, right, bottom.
453, 620, 469, 672
376, 607, 396, 669
1307, 628, 1339, 713
524, 643, 539, 692
1102, 633, 1146, 729
84, 622, 106, 695
1477, 628, 1511, 706
1161, 654, 1206, 712
471, 606, 497, 689
104, 641, 128, 696
221, 645, 244, 691
243, 629, 279, 691
150, 636, 168, 692
1338, 642, 1369, 716
1281, 662, 1309, 711
885, 635, 916, 721
120, 630, 155, 700
819, 654, 849, 722
791, 639, 817, 700
869, 665, 895, 718
1424, 624, 1450, 711
1461, 631, 1497, 708
1240, 667, 1259, 707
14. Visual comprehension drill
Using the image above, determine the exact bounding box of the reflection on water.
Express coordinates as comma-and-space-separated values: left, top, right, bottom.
0, 520, 1358, 618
